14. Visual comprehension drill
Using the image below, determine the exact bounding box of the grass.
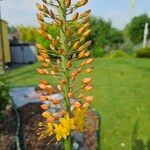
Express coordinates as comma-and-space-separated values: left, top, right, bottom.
6, 58, 150, 150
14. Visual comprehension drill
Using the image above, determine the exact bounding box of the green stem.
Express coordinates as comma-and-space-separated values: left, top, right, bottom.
64, 136, 72, 150
58, 0, 72, 150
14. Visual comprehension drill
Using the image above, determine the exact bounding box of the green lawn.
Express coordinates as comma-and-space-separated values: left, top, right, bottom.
6, 58, 150, 150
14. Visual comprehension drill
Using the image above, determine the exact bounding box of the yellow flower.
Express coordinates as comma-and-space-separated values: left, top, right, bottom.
54, 114, 75, 142
73, 108, 87, 132
54, 124, 68, 141
38, 122, 54, 140
60, 114, 75, 131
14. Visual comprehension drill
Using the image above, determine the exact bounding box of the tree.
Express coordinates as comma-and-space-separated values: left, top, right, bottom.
127, 14, 150, 44
89, 16, 111, 48
17, 25, 37, 43
108, 28, 124, 47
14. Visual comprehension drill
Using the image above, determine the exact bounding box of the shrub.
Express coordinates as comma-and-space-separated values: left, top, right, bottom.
91, 47, 103, 58
0, 76, 10, 112
113, 50, 126, 58
136, 47, 150, 58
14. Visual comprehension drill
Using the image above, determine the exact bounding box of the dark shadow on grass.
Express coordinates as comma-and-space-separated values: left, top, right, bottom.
132, 119, 150, 150
5, 64, 38, 80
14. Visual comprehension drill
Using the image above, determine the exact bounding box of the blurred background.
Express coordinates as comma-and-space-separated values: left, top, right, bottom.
0, 0, 150, 150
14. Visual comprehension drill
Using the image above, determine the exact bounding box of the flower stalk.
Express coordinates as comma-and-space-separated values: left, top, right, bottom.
36, 0, 94, 149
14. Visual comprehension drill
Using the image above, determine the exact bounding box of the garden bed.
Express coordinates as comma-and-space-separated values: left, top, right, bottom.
0, 106, 17, 150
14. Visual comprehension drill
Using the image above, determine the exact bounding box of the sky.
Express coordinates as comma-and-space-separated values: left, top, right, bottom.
1, 0, 150, 29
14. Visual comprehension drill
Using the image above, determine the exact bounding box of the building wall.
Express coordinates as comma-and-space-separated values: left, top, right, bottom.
10, 43, 37, 63
0, 20, 11, 63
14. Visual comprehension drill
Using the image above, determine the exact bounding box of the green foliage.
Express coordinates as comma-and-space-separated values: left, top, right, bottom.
17, 25, 37, 43
0, 76, 10, 112
36, 24, 59, 49
89, 16, 111, 48
127, 14, 150, 44
91, 47, 103, 58
136, 47, 150, 58
112, 50, 126, 58
120, 40, 134, 54
108, 28, 124, 46
89, 17, 124, 51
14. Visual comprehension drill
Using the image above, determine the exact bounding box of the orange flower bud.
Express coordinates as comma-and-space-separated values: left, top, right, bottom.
40, 52, 49, 59
82, 102, 90, 108
75, 0, 88, 7
72, 13, 79, 21
46, 85, 53, 92
68, 92, 73, 98
73, 41, 80, 49
43, 69, 49, 75
59, 20, 64, 27
78, 26, 86, 35
49, 10, 55, 19
65, 0, 71, 8
40, 79, 49, 85
78, 50, 86, 58
83, 29, 91, 37
43, 4, 49, 14
52, 99, 60, 105
42, 112, 51, 119
36, 3, 43, 11
61, 110, 66, 117
66, 28, 72, 37
47, 117, 54, 123
36, 44, 44, 50
52, 66, 59, 72
82, 16, 90, 24
42, 63, 49, 68
40, 22, 47, 31
38, 29, 47, 38
41, 104, 49, 110
39, 95, 48, 101
67, 61, 73, 69
39, 84, 47, 90
37, 68, 45, 74
80, 60, 86, 66
53, 113, 59, 120
84, 51, 90, 57
85, 67, 93, 73
85, 96, 94, 103
47, 34, 52, 40
79, 9, 91, 19
37, 55, 44, 62
50, 70, 56, 76
60, 79, 67, 85
85, 40, 92, 47
82, 78, 92, 84
83, 85, 93, 91
85, 58, 93, 65
78, 22, 90, 35
57, 85, 62, 91
74, 101, 81, 108
45, 58, 51, 63
58, 49, 65, 55
36, 13, 44, 22
78, 45, 86, 51
52, 39, 58, 47
84, 22, 90, 28
78, 93, 85, 99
